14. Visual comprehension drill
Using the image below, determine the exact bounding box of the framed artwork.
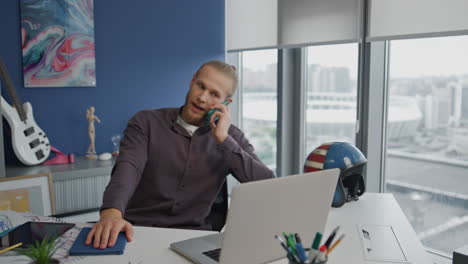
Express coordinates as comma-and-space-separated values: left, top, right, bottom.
0, 173, 55, 216
20, 0, 96, 87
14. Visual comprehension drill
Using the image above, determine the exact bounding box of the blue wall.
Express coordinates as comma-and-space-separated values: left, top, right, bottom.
0, 0, 225, 160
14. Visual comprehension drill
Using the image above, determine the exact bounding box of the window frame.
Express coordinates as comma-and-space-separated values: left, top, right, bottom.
228, 38, 461, 262
277, 48, 305, 176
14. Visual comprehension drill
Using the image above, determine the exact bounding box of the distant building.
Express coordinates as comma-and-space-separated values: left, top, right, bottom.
307, 64, 352, 93
461, 85, 468, 126
449, 80, 468, 127
449, 80, 468, 155
420, 94, 451, 131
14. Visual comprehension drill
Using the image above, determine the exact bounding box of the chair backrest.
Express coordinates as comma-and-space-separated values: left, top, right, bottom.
206, 181, 228, 231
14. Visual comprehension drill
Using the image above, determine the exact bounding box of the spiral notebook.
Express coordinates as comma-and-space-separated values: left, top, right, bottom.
69, 227, 127, 256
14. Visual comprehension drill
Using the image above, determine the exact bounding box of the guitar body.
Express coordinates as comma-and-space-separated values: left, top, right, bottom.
1, 96, 50, 165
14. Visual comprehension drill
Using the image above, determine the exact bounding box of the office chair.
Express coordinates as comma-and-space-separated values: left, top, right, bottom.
206, 181, 228, 232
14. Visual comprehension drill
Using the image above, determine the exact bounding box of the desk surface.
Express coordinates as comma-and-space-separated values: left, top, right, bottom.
0, 227, 216, 264
75, 227, 216, 264
0, 193, 431, 264
272, 193, 431, 264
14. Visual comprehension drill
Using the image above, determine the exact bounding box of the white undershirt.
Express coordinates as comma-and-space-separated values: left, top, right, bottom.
176, 115, 200, 136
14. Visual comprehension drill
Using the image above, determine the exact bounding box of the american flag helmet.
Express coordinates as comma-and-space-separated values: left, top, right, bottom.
304, 142, 367, 207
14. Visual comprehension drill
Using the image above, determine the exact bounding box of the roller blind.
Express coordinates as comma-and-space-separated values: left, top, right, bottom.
226, 0, 278, 51
368, 0, 468, 41
278, 0, 361, 47
226, 0, 361, 51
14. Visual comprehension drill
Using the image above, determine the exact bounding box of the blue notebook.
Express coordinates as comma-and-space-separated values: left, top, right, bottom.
69, 227, 127, 256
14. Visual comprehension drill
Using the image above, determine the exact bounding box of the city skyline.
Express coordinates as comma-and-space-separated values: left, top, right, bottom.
240, 35, 468, 79
242, 60, 468, 93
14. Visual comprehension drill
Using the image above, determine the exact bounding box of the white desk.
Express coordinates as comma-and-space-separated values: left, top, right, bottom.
0, 227, 216, 264
74, 227, 216, 264
271, 193, 431, 264
0, 193, 431, 264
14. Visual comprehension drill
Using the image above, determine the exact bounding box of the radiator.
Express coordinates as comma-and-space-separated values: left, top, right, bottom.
53, 174, 111, 215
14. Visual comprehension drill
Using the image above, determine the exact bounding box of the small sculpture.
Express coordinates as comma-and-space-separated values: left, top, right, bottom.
86, 106, 101, 160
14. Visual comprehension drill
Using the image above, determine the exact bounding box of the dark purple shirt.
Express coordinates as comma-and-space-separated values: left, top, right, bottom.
102, 108, 275, 230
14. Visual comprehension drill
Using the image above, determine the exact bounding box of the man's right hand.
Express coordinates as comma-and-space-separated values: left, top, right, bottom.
85, 208, 134, 249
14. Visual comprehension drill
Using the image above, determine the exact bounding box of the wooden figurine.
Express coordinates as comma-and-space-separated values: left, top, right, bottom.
85, 106, 101, 160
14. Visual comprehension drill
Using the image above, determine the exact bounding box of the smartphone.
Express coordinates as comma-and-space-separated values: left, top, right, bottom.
0, 222, 75, 248
204, 99, 232, 126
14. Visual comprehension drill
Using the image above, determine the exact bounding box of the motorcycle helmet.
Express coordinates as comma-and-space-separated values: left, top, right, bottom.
304, 142, 367, 208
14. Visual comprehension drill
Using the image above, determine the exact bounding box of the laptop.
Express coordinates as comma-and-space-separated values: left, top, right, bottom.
170, 169, 340, 264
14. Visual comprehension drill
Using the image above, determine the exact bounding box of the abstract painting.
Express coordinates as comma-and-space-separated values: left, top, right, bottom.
20, 0, 96, 87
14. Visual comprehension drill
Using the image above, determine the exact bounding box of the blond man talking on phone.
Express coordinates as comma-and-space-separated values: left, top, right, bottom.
86, 60, 275, 249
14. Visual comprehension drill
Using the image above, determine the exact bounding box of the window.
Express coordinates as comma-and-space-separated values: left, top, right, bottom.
304, 44, 359, 159
385, 36, 468, 255
240, 49, 278, 171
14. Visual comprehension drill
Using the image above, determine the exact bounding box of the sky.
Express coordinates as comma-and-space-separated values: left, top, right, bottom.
390, 36, 468, 78
241, 35, 468, 79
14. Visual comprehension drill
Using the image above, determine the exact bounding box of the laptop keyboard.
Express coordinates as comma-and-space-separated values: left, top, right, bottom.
202, 248, 221, 262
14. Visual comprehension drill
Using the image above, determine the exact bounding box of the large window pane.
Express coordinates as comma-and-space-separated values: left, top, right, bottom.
386, 36, 468, 255
241, 50, 278, 171
304, 44, 359, 159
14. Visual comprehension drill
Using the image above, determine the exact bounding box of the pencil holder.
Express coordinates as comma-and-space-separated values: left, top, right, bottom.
287, 249, 327, 264
288, 256, 328, 264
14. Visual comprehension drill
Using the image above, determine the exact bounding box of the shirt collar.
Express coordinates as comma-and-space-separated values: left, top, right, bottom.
176, 115, 199, 136
170, 106, 211, 136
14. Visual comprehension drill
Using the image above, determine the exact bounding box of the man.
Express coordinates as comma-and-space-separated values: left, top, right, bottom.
86, 60, 275, 249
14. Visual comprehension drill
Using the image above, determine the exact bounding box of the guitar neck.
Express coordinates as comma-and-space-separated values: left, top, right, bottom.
0, 57, 27, 121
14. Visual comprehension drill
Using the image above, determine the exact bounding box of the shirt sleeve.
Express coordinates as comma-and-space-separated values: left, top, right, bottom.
218, 127, 275, 183
101, 111, 149, 215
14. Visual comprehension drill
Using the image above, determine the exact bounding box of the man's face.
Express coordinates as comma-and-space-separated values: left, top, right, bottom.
181, 65, 233, 126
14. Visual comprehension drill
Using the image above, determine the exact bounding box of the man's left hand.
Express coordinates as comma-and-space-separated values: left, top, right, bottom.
209, 102, 231, 144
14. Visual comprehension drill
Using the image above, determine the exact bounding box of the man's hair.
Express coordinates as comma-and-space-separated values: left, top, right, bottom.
195, 60, 238, 97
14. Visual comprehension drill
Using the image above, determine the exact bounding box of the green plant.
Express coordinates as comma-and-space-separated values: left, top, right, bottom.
19, 236, 59, 264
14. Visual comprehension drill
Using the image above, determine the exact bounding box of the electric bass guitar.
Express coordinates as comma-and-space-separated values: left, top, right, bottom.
0, 58, 50, 165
